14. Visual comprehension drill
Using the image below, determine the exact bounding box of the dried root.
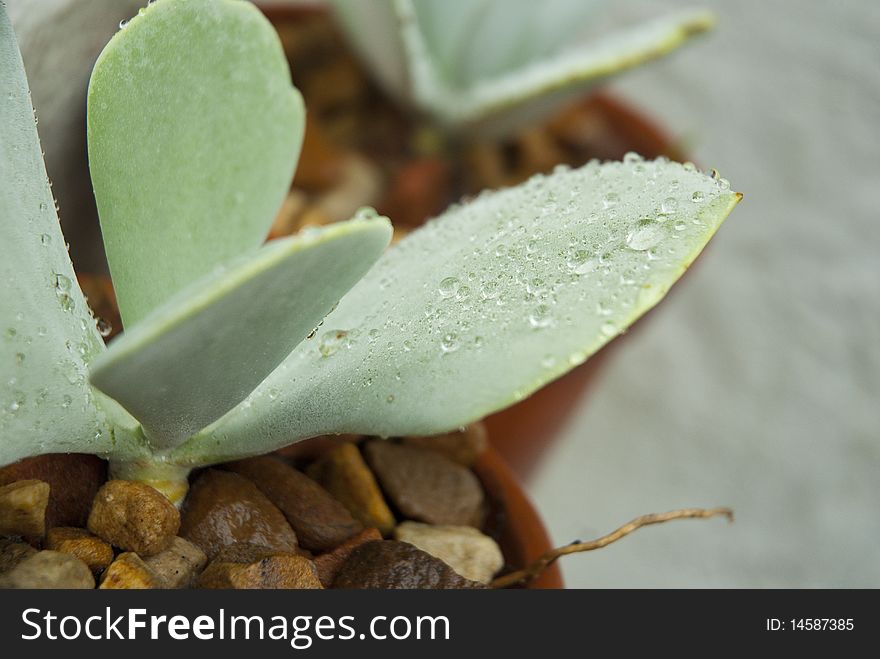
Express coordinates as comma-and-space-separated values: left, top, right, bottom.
491, 507, 734, 589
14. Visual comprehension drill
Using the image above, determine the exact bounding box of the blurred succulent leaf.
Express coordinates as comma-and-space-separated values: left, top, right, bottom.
331, 0, 713, 132
173, 157, 740, 466
88, 0, 304, 328
90, 216, 392, 449
0, 7, 130, 465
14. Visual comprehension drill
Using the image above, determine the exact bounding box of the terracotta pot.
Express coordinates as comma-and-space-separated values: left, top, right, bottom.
472, 445, 562, 588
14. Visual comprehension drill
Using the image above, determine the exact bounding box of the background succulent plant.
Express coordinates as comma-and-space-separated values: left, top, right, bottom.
0, 0, 739, 503
330, 0, 714, 135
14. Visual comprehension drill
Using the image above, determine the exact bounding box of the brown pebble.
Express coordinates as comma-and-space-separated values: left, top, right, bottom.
307, 443, 395, 536
0, 480, 49, 539
0, 550, 94, 589
88, 480, 180, 556
403, 422, 489, 467
45, 527, 114, 575
227, 457, 362, 552
364, 441, 486, 527
395, 521, 504, 583
142, 536, 207, 589
0, 537, 37, 573
0, 454, 106, 528
180, 469, 299, 560
99, 552, 160, 589
197, 544, 322, 589
314, 528, 382, 587
333, 540, 486, 589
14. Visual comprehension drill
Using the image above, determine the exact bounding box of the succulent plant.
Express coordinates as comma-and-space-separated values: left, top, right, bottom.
0, 0, 740, 504
330, 0, 714, 135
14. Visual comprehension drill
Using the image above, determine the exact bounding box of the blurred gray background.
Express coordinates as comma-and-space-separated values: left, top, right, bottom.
530, 0, 880, 587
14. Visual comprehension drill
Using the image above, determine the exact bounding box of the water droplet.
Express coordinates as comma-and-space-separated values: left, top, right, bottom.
96, 317, 112, 337
623, 152, 643, 164
527, 278, 547, 296
626, 225, 663, 251
386, 394, 395, 403
603, 192, 619, 209
600, 322, 616, 337
682, 162, 697, 172
473, 336, 484, 348
368, 328, 380, 342
529, 305, 553, 329
566, 249, 595, 275
440, 333, 459, 353
541, 354, 557, 369
691, 190, 704, 203
480, 280, 499, 300
494, 244, 507, 257
455, 285, 471, 301
61, 395, 72, 409
402, 340, 413, 352
318, 329, 348, 357
268, 388, 280, 401
353, 207, 380, 221
53, 273, 72, 292
660, 197, 678, 215
119, 18, 129, 29
438, 276, 459, 298
40, 233, 51, 245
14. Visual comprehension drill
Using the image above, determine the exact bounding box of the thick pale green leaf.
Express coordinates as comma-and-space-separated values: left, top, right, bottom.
331, 0, 713, 132
90, 216, 392, 449
172, 157, 740, 466
410, 0, 606, 87
0, 7, 143, 466
88, 0, 304, 327
412, 9, 716, 131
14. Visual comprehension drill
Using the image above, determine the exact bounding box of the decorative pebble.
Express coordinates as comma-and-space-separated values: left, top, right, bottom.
313, 527, 382, 587
402, 422, 489, 467
99, 552, 160, 589
0, 479, 49, 539
88, 480, 180, 556
142, 536, 207, 588
395, 521, 504, 583
180, 469, 299, 560
333, 540, 486, 589
0, 537, 37, 573
307, 443, 395, 536
197, 543, 322, 589
227, 457, 362, 552
0, 550, 94, 589
45, 527, 114, 575
0, 454, 105, 528
364, 441, 486, 527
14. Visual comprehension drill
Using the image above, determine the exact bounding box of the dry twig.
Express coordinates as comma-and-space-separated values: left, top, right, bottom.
491, 507, 734, 589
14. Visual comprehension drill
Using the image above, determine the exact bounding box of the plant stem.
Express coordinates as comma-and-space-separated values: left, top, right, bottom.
491, 507, 734, 589
108, 459, 191, 508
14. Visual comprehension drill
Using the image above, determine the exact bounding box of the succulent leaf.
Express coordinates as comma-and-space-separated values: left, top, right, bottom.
0, 7, 122, 465
173, 157, 740, 466
87, 0, 304, 327
331, 0, 713, 132
90, 216, 392, 449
